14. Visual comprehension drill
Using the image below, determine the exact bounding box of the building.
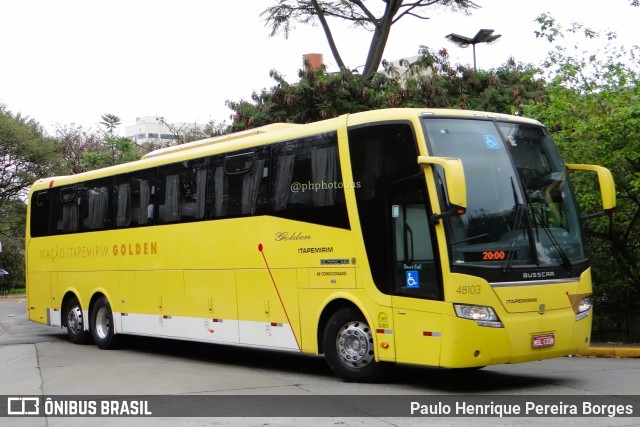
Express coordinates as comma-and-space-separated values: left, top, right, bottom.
125, 116, 207, 146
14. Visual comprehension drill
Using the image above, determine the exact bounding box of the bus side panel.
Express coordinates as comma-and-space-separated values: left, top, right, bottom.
296, 288, 394, 360
27, 271, 52, 326
119, 270, 184, 337
236, 269, 300, 350
391, 296, 444, 366
183, 269, 240, 343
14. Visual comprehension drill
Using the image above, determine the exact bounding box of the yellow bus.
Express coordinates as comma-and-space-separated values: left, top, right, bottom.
26, 108, 615, 382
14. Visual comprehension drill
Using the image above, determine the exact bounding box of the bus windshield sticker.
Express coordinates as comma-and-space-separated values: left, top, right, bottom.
483, 135, 500, 149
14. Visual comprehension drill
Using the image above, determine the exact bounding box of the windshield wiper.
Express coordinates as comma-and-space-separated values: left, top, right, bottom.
528, 204, 573, 271
503, 177, 525, 273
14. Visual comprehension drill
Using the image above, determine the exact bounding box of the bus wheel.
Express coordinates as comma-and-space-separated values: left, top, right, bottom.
323, 307, 387, 382
91, 297, 119, 350
65, 296, 90, 344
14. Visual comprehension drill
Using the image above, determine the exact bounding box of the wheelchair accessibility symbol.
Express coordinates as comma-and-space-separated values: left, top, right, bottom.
484, 134, 500, 149
406, 270, 419, 289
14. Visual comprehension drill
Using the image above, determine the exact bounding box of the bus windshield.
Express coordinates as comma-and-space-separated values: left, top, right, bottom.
423, 117, 586, 272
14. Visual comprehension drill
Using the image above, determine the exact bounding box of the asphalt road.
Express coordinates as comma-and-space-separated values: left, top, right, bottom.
1, 297, 639, 426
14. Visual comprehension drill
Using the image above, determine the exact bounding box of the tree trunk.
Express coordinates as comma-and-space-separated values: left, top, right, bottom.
361, 0, 402, 82
311, 0, 346, 71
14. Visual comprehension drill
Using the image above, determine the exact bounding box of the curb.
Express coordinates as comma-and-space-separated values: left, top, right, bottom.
585, 347, 640, 358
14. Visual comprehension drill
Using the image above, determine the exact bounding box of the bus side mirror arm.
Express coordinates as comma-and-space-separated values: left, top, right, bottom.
566, 163, 616, 219
418, 155, 467, 225
430, 206, 467, 225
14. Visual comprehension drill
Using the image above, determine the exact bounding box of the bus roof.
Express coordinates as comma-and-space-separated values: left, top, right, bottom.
142, 122, 300, 159
28, 108, 543, 192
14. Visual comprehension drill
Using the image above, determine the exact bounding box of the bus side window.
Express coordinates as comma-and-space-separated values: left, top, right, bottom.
81, 183, 110, 230
58, 186, 80, 233
210, 148, 268, 219
159, 173, 180, 223
30, 190, 51, 237
269, 132, 349, 229
115, 182, 131, 227
157, 159, 208, 223
348, 123, 423, 294
114, 168, 157, 227
390, 182, 441, 300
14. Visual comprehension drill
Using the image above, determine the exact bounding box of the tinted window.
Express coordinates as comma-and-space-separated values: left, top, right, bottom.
30, 190, 52, 237
114, 168, 157, 227
270, 132, 349, 229
348, 123, 423, 293
158, 159, 209, 224
79, 179, 111, 231
209, 147, 269, 219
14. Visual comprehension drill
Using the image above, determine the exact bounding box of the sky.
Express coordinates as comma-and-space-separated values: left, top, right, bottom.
1, 0, 638, 135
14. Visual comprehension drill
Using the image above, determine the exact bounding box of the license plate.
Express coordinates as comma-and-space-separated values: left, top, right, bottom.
532, 333, 555, 348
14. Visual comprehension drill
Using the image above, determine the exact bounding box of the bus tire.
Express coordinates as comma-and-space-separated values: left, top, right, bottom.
65, 296, 91, 344
322, 307, 387, 382
90, 296, 120, 349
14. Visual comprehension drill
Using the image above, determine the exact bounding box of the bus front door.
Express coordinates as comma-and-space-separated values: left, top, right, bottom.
389, 179, 443, 366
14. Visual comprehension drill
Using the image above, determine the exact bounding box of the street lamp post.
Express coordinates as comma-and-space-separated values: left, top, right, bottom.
445, 29, 501, 71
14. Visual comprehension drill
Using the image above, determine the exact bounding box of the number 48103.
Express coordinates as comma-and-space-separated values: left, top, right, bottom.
455, 285, 481, 295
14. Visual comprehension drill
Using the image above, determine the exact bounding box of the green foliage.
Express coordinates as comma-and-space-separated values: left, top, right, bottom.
0, 203, 26, 290
81, 136, 141, 170
0, 105, 64, 202
0, 105, 64, 289
81, 113, 142, 171
226, 47, 546, 131
99, 113, 121, 135
524, 14, 640, 304
184, 120, 230, 143
54, 124, 105, 174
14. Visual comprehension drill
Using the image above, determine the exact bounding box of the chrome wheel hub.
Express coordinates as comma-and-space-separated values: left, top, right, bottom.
67, 306, 83, 335
95, 306, 111, 340
336, 320, 374, 368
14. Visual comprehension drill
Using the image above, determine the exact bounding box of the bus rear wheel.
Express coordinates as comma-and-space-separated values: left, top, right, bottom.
322, 307, 387, 382
65, 296, 90, 344
90, 296, 120, 349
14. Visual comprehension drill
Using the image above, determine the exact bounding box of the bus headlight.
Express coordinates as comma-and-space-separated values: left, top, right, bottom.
454, 304, 504, 328
576, 296, 592, 321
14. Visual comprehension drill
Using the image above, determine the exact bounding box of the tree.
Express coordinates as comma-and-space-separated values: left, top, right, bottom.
262, 0, 479, 81
0, 105, 65, 289
98, 113, 124, 165
226, 46, 545, 131
184, 120, 230, 142
54, 124, 104, 174
84, 113, 141, 169
156, 116, 186, 145
99, 113, 121, 135
523, 14, 640, 304
0, 200, 26, 292
0, 105, 63, 204
82, 136, 141, 170
153, 117, 230, 145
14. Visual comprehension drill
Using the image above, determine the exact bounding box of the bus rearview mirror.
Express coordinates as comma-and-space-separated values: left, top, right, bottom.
566, 163, 616, 215
418, 155, 467, 213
